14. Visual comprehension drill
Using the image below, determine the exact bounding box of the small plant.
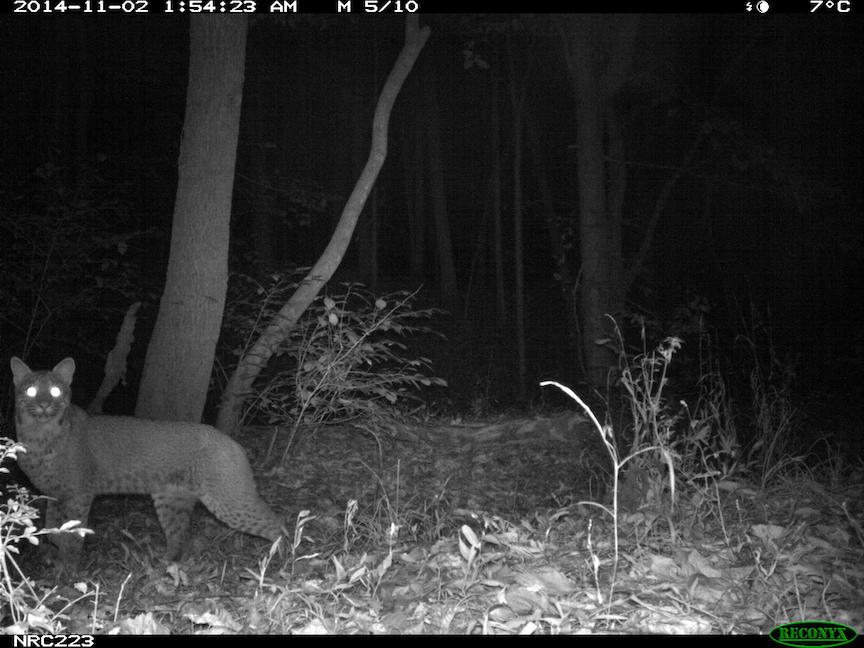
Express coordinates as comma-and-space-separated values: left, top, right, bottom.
541, 379, 663, 605
221, 277, 446, 456
612, 315, 749, 506
540, 317, 741, 602
616, 326, 683, 457
735, 310, 804, 488
605, 319, 681, 512
0, 438, 92, 633
678, 343, 741, 484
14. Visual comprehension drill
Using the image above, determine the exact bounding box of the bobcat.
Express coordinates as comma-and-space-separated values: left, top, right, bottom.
11, 356, 283, 565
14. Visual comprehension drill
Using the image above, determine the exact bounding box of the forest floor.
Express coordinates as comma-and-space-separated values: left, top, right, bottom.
8, 412, 864, 635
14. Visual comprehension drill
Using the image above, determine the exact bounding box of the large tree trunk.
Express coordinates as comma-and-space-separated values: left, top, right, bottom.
216, 17, 430, 435
136, 17, 248, 422
560, 16, 636, 387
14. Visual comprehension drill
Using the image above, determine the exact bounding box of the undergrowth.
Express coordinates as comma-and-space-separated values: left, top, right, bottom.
220, 277, 446, 457
1, 438, 92, 634
4, 305, 860, 634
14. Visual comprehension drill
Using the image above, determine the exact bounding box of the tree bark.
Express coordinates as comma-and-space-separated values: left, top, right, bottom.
560, 16, 632, 387
405, 103, 425, 281
490, 65, 506, 322
216, 17, 430, 434
136, 17, 248, 422
423, 53, 458, 304
400, 74, 425, 282
507, 35, 529, 402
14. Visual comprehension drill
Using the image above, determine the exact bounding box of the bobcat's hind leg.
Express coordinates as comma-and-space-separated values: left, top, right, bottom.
152, 489, 197, 561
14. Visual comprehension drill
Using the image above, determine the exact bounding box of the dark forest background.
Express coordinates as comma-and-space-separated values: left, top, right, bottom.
1, 14, 861, 429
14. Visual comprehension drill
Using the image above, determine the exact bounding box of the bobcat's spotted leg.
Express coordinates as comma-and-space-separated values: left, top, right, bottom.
152, 489, 197, 561
11, 356, 283, 564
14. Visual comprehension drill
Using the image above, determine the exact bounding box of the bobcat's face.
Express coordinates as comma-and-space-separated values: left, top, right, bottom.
11, 357, 76, 423
15, 373, 71, 422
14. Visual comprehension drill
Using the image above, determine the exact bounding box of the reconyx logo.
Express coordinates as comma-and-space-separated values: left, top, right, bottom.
769, 622, 858, 648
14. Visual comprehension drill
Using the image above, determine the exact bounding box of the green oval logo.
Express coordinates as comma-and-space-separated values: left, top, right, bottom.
769, 622, 858, 648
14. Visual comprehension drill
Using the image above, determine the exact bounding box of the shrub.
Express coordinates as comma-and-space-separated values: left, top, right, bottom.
220, 276, 446, 447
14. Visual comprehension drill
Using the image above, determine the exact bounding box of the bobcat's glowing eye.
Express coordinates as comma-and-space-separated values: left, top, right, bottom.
50, 386, 62, 398
25, 386, 38, 398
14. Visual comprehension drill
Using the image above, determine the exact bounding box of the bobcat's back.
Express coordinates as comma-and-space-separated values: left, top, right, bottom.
78, 415, 237, 489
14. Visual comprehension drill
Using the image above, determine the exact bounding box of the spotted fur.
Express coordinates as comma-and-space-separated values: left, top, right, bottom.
11, 357, 282, 564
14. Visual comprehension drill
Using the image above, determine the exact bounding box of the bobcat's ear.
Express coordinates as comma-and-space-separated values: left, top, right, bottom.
53, 358, 76, 386
10, 357, 32, 388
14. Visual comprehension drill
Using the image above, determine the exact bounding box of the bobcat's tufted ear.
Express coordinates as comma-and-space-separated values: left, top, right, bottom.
10, 357, 32, 387
53, 358, 76, 386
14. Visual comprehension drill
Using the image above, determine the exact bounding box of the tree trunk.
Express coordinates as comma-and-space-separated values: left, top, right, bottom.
507, 35, 529, 402
490, 66, 506, 322
216, 17, 430, 434
560, 16, 628, 387
136, 17, 248, 422
404, 102, 425, 281
423, 54, 457, 304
